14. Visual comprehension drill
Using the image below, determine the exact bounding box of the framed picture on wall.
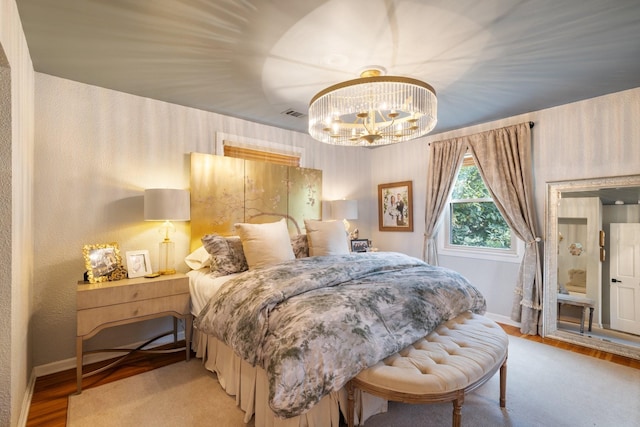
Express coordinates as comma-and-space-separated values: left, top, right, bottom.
378, 181, 413, 232
125, 250, 153, 278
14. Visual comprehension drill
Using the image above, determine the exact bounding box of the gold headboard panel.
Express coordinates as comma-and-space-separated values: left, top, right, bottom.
190, 152, 322, 251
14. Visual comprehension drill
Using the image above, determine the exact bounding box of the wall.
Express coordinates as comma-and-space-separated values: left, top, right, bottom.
370, 87, 640, 319
0, 0, 35, 425
32, 73, 372, 368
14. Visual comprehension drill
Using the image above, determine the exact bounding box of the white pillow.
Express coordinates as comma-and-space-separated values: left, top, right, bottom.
234, 218, 295, 269
304, 219, 350, 256
184, 246, 212, 270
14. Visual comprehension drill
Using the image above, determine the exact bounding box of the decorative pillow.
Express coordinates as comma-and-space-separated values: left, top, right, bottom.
234, 218, 295, 269
201, 234, 248, 277
304, 219, 350, 256
291, 234, 309, 258
184, 246, 211, 270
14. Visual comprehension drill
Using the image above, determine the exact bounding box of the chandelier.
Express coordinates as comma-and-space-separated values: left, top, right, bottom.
308, 68, 437, 146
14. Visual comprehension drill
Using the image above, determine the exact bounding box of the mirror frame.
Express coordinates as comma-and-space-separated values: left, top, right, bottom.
543, 174, 640, 360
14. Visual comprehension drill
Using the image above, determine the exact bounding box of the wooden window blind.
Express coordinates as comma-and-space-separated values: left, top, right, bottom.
462, 153, 476, 167
223, 143, 300, 167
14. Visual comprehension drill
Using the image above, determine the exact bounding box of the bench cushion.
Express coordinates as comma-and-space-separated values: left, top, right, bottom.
355, 312, 508, 395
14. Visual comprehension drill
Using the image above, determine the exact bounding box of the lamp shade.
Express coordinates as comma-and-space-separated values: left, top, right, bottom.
331, 199, 358, 220
144, 189, 191, 221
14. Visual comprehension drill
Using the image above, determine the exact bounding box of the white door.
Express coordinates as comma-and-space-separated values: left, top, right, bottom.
610, 223, 640, 335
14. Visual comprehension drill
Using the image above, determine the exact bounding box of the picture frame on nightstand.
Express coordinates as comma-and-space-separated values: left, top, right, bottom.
82, 242, 122, 283
351, 239, 369, 253
125, 250, 153, 278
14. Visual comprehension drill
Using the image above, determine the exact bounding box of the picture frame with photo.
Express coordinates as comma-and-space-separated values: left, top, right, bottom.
350, 239, 369, 253
378, 181, 413, 232
82, 242, 123, 283
125, 250, 153, 278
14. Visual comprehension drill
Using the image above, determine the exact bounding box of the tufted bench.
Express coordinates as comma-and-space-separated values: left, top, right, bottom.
346, 312, 508, 427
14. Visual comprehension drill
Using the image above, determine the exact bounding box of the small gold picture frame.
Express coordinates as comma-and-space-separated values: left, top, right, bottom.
83, 242, 122, 283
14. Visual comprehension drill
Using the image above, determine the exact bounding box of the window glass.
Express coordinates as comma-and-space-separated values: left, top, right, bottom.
450, 162, 511, 249
439, 155, 521, 262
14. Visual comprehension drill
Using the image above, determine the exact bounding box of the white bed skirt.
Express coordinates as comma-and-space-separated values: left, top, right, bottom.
193, 329, 388, 427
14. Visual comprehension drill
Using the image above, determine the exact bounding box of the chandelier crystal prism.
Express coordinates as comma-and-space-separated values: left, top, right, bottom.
308, 69, 437, 146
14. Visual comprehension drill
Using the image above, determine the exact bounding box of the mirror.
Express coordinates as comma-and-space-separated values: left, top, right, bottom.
543, 175, 640, 360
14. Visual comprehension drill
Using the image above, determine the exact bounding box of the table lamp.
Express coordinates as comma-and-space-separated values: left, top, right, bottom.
331, 199, 358, 239
144, 188, 190, 274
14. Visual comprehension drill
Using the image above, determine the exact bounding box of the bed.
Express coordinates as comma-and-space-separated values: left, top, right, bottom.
185, 218, 487, 427
185, 153, 486, 425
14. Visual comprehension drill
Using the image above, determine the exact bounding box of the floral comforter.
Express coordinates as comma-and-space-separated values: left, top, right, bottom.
194, 252, 486, 418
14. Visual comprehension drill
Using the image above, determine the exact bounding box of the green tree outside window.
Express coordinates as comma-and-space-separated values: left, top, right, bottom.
450, 161, 511, 249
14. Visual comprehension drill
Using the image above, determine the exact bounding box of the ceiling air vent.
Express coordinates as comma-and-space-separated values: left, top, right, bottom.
281, 109, 306, 118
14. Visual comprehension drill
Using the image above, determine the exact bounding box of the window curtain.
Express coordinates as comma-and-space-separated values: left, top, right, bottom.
422, 138, 467, 265
422, 122, 541, 335
466, 123, 541, 335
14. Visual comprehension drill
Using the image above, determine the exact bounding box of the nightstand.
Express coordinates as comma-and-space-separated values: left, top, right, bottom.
76, 273, 192, 393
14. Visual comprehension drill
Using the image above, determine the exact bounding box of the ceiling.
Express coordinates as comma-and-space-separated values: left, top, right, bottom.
15, 0, 640, 137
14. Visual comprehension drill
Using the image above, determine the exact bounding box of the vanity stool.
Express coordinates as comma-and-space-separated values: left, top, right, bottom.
557, 293, 595, 333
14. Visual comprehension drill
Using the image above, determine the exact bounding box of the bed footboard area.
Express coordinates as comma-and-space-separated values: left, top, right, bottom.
193, 330, 388, 427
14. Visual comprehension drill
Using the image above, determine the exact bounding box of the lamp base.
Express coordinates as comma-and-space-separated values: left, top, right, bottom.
158, 239, 176, 276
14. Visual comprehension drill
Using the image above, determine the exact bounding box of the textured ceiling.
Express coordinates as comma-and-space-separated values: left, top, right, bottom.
16, 0, 640, 137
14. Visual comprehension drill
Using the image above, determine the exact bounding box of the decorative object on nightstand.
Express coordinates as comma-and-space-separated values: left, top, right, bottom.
82, 242, 124, 283
331, 199, 358, 239
350, 239, 369, 253
144, 188, 191, 275
125, 250, 153, 278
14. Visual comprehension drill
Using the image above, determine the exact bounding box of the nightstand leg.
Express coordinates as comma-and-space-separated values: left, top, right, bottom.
185, 315, 192, 361
76, 337, 83, 393
173, 317, 178, 344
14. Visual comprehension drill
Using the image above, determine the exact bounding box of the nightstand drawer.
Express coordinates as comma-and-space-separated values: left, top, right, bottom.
77, 275, 188, 310
77, 293, 190, 337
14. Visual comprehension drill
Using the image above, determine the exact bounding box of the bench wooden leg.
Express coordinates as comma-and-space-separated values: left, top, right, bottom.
500, 356, 507, 408
346, 381, 355, 427
452, 391, 464, 427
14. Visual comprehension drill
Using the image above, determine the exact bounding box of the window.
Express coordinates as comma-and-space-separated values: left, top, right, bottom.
439, 155, 522, 262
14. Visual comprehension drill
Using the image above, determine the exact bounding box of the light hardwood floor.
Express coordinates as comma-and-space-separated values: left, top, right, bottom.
26, 328, 640, 426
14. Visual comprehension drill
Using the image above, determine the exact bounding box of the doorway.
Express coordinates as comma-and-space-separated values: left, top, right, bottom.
610, 223, 640, 335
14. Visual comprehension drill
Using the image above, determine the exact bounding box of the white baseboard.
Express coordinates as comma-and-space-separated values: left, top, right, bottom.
485, 311, 521, 328
17, 370, 37, 427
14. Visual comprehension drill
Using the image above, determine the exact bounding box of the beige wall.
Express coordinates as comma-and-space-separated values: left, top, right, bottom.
370, 87, 640, 318
0, 0, 35, 425
32, 73, 372, 367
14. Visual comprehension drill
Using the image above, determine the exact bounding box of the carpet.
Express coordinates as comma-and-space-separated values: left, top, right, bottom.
68, 336, 640, 426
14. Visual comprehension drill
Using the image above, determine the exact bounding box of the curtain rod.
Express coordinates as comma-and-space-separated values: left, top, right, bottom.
428, 121, 535, 146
